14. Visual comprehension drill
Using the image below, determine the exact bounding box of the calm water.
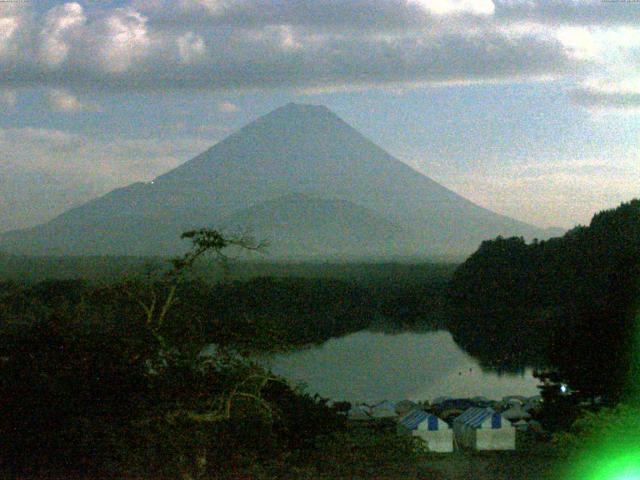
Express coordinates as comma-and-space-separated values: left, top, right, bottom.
263, 330, 540, 403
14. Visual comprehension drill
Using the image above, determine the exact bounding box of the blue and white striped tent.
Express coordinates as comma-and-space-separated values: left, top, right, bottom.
397, 410, 453, 452
453, 407, 515, 451
454, 407, 503, 429
399, 410, 448, 431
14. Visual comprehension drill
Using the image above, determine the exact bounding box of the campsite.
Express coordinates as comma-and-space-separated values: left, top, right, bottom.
352, 395, 539, 453
346, 394, 557, 479
3, 0, 640, 476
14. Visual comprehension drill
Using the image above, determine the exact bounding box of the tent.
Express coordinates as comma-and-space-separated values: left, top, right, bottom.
501, 404, 531, 422
432, 396, 452, 405
369, 400, 397, 419
524, 395, 543, 413
471, 396, 492, 405
397, 410, 453, 453
513, 419, 529, 431
395, 400, 418, 417
453, 407, 516, 451
434, 398, 477, 421
348, 404, 370, 420
502, 395, 527, 406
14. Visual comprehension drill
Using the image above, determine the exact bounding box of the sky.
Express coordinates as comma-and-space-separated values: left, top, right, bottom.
1, 0, 639, 232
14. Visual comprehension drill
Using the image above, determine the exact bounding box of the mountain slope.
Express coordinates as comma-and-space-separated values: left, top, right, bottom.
0, 103, 559, 257
219, 194, 420, 258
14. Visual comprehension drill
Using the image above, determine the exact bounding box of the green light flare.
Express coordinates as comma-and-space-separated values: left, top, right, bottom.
563, 443, 640, 480
588, 455, 640, 480
560, 311, 640, 480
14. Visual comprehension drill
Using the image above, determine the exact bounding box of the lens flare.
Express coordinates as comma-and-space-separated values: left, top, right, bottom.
560, 311, 640, 480
564, 443, 640, 480
590, 455, 640, 480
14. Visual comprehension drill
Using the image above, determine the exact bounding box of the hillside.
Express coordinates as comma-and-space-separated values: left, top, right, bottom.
219, 194, 423, 259
447, 199, 640, 400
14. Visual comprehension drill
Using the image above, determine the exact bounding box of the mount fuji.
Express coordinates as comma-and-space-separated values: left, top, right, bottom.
0, 103, 560, 258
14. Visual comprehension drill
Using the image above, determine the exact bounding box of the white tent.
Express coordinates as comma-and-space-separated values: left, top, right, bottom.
502, 395, 527, 406
513, 419, 529, 431
369, 400, 397, 419
524, 395, 543, 413
453, 407, 516, 451
395, 400, 418, 417
472, 396, 491, 404
502, 405, 531, 421
397, 410, 453, 453
348, 404, 370, 420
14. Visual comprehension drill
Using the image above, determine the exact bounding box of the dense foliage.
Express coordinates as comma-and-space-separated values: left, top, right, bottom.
447, 199, 640, 402
0, 308, 351, 478
0, 274, 448, 352
0, 232, 450, 478
0, 254, 457, 284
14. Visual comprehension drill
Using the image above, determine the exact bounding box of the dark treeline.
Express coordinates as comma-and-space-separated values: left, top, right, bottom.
0, 254, 457, 284
447, 199, 640, 402
0, 232, 433, 478
0, 277, 422, 478
0, 272, 450, 352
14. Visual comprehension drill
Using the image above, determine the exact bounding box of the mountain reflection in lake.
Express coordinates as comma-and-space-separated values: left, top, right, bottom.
262, 330, 540, 403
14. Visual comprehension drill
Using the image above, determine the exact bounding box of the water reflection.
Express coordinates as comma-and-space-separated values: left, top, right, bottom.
263, 330, 540, 403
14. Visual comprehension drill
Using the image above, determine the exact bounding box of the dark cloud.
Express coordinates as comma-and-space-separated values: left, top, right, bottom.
494, 0, 640, 27
0, 1, 575, 93
571, 88, 640, 108
134, 0, 428, 31
0, 0, 636, 107
130, 0, 640, 32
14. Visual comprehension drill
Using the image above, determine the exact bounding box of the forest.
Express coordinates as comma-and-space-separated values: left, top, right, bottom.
0, 232, 446, 478
2, 200, 640, 477
447, 199, 640, 403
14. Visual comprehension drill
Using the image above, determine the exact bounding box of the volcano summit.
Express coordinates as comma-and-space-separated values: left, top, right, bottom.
0, 103, 558, 258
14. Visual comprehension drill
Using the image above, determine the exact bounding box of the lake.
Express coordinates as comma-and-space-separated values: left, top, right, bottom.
262, 330, 540, 403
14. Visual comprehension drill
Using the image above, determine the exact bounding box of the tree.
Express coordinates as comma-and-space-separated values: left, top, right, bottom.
446, 199, 640, 402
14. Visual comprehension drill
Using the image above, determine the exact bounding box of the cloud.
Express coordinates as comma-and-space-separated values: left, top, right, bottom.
494, 0, 640, 27
0, 0, 636, 109
176, 32, 206, 64
39, 2, 86, 68
134, 0, 417, 29
0, 1, 573, 92
0, 125, 221, 231
0, 89, 16, 106
0, 16, 19, 56
427, 157, 640, 228
410, 0, 495, 16
97, 8, 151, 73
46, 88, 100, 112
572, 90, 640, 110
0, 3, 28, 60
182, 0, 230, 14
0, 128, 87, 172
218, 101, 239, 113
0, 126, 214, 184
571, 78, 640, 111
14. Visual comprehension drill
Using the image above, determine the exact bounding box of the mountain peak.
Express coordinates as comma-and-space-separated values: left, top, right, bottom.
0, 102, 558, 257
263, 102, 337, 122
279, 102, 332, 114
